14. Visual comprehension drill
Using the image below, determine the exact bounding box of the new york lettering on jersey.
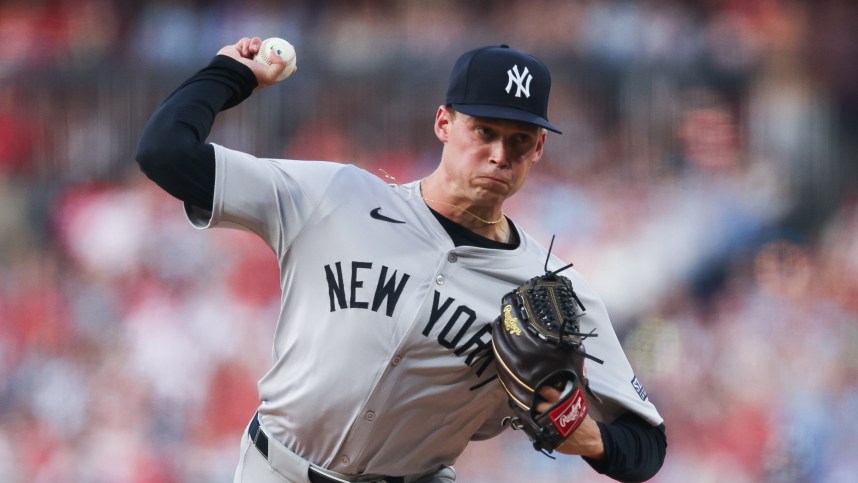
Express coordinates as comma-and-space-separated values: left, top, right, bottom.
323, 258, 496, 383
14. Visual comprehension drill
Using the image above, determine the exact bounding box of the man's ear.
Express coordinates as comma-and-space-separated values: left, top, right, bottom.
533, 129, 547, 163
434, 106, 451, 142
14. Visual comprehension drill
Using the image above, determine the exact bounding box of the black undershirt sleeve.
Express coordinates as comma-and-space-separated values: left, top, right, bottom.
584, 413, 667, 482
135, 55, 258, 210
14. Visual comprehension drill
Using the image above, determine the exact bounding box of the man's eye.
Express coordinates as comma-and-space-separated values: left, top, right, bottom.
512, 134, 532, 145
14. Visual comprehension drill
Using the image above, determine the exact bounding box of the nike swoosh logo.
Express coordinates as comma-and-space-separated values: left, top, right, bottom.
370, 207, 406, 224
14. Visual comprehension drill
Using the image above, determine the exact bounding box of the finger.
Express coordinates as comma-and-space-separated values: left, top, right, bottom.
269, 61, 288, 80
539, 386, 562, 402
236, 37, 262, 58
248, 37, 263, 57
534, 386, 562, 414
268, 49, 283, 63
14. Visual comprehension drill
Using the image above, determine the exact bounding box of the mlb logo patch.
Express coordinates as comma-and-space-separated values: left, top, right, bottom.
631, 376, 648, 401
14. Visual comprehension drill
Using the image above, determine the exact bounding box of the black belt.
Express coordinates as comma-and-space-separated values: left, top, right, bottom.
248, 413, 404, 483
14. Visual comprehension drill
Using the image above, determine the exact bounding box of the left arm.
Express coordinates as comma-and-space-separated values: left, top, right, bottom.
538, 388, 667, 482
581, 414, 667, 483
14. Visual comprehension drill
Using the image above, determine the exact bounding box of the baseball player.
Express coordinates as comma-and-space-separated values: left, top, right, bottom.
136, 37, 667, 482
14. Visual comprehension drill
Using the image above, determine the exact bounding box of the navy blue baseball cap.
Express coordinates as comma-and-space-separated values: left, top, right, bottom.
446, 44, 561, 134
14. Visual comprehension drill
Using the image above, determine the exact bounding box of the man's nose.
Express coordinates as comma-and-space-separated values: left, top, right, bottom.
489, 139, 510, 167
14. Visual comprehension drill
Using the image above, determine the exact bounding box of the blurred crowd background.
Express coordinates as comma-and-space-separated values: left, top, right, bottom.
1, 0, 856, 482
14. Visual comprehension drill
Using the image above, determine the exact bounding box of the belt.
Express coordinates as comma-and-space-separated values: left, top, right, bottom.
248, 413, 404, 483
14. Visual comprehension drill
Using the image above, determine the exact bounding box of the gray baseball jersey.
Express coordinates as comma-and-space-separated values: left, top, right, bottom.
185, 143, 663, 477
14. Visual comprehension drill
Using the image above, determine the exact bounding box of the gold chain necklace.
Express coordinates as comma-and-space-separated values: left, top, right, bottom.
420, 197, 506, 225
377, 169, 505, 225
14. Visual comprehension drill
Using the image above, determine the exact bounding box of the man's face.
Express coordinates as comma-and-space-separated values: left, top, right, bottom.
434, 107, 546, 204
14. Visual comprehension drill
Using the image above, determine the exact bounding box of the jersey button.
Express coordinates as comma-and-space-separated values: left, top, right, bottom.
391, 355, 402, 366
436, 275, 444, 285
365, 411, 375, 421
447, 253, 458, 263
340, 456, 350, 465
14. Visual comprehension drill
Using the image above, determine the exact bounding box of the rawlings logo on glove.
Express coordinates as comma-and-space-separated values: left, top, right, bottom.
552, 387, 586, 435
491, 239, 602, 455
502, 304, 522, 336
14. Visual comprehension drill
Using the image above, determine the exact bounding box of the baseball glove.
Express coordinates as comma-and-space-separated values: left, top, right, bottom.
491, 270, 600, 455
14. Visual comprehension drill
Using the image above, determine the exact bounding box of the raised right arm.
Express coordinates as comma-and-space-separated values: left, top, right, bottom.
135, 37, 287, 210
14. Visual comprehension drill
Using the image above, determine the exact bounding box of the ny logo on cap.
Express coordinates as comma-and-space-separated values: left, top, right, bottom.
505, 65, 532, 98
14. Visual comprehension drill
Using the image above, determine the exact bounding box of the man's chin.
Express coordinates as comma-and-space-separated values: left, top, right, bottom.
473, 179, 511, 197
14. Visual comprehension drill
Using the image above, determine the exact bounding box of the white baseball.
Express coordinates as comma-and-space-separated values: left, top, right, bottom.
254, 37, 297, 81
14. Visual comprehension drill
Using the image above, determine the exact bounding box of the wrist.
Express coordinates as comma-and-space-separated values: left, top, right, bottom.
558, 417, 605, 458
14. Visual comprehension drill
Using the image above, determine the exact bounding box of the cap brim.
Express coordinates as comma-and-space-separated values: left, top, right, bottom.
450, 103, 562, 134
